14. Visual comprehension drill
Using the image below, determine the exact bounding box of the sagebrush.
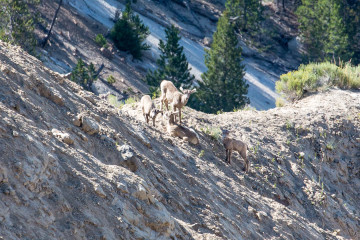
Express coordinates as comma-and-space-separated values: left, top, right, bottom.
276, 62, 360, 99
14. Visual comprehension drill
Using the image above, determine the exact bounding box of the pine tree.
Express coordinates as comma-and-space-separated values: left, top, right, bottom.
296, 0, 349, 62
319, 0, 349, 60
296, 0, 324, 61
87, 62, 97, 89
146, 25, 194, 89
192, 14, 249, 113
110, 1, 149, 59
71, 59, 97, 91
225, 0, 263, 33
0, 0, 40, 53
340, 0, 360, 65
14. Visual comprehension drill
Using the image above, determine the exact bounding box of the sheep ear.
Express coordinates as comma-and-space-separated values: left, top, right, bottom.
191, 88, 197, 93
179, 86, 184, 92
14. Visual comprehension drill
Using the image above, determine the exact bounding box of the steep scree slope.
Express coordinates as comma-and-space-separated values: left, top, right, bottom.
0, 41, 360, 239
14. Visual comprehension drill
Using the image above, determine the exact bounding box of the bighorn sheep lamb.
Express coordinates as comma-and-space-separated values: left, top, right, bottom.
222, 129, 249, 172
164, 111, 199, 145
140, 95, 162, 127
160, 80, 196, 124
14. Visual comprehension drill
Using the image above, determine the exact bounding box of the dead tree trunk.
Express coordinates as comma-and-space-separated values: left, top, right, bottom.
282, 0, 285, 11
41, 0, 63, 48
94, 64, 105, 79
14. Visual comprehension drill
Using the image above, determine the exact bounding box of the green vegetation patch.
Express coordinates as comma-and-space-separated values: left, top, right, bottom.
107, 75, 116, 85
276, 62, 360, 99
200, 126, 222, 141
108, 95, 123, 108
108, 95, 137, 109
95, 34, 108, 48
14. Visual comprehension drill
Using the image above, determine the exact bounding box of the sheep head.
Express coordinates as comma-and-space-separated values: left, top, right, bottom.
221, 129, 230, 139
149, 109, 162, 119
179, 87, 197, 104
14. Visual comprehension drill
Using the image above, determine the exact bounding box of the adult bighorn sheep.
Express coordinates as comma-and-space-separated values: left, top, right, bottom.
222, 129, 249, 172
140, 95, 162, 127
164, 111, 199, 145
160, 80, 196, 124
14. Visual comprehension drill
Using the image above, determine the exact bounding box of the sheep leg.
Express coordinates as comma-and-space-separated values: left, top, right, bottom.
179, 108, 182, 124
143, 113, 147, 123
146, 115, 149, 124
152, 117, 155, 127
228, 150, 232, 164
244, 157, 249, 172
142, 107, 146, 122
172, 105, 177, 122
160, 95, 164, 111
225, 149, 229, 163
240, 150, 249, 172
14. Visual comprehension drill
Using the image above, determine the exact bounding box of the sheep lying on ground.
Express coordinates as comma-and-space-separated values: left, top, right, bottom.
222, 129, 249, 171
163, 111, 199, 145
140, 95, 162, 127
160, 80, 196, 124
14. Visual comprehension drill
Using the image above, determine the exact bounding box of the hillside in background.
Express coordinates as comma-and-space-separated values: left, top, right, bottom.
38, 0, 301, 110
1, 39, 360, 240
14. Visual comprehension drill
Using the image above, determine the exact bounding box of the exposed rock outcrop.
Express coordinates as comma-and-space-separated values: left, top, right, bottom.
0, 40, 359, 239
117, 144, 140, 172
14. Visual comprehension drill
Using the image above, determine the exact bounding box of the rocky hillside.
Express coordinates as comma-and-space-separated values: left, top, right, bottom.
1, 41, 360, 239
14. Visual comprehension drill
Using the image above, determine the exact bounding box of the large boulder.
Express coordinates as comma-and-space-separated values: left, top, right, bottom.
203, 37, 212, 47
81, 116, 100, 135
100, 47, 113, 59
117, 145, 140, 172
51, 129, 74, 145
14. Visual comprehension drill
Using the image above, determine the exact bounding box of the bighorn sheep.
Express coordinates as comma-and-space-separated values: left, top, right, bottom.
140, 95, 162, 127
164, 111, 199, 145
160, 80, 196, 124
222, 129, 249, 172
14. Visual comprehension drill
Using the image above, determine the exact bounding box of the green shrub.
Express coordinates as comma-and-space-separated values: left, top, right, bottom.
107, 75, 116, 85
216, 110, 224, 115
0, 0, 41, 53
95, 34, 107, 48
275, 98, 285, 107
149, 86, 161, 99
200, 126, 222, 141
108, 94, 123, 108
108, 95, 137, 109
233, 105, 256, 112
70, 59, 97, 91
127, 87, 134, 94
276, 62, 360, 99
198, 150, 205, 158
124, 97, 137, 105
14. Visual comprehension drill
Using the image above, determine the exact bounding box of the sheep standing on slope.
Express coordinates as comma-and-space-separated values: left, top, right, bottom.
222, 129, 249, 172
160, 80, 196, 124
163, 111, 199, 145
140, 95, 162, 127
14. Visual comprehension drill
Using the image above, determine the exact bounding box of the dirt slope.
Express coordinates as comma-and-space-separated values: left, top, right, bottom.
0, 41, 360, 239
